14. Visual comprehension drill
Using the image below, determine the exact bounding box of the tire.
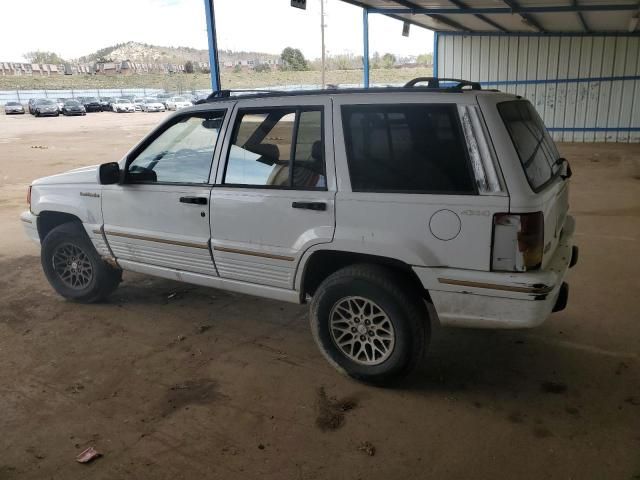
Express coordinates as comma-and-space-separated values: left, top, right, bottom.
41, 222, 122, 303
35, 111, 40, 117
310, 264, 428, 385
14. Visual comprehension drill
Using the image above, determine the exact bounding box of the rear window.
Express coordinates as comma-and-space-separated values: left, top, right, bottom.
497, 100, 560, 191
341, 104, 475, 194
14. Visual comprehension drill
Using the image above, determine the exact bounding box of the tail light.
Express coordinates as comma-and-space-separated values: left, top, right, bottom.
27, 186, 32, 208
492, 212, 544, 272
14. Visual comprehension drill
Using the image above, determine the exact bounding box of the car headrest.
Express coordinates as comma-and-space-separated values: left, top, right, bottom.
311, 140, 323, 161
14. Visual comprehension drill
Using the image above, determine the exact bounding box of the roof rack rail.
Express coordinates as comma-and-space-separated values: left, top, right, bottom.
200, 89, 283, 103
404, 77, 482, 90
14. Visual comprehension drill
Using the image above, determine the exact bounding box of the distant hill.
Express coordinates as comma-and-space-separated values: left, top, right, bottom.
77, 41, 279, 65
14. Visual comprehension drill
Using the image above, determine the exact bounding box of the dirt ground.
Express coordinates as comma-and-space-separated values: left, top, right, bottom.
0, 111, 639, 480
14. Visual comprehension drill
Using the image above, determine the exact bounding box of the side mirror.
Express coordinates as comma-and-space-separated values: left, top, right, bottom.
99, 162, 120, 185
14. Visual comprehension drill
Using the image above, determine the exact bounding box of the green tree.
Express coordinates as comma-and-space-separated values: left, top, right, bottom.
184, 60, 194, 73
24, 51, 65, 64
280, 47, 308, 71
370, 52, 381, 70
416, 53, 433, 65
382, 53, 396, 69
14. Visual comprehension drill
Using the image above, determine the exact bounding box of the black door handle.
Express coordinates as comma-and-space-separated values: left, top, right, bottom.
180, 196, 207, 205
292, 201, 326, 211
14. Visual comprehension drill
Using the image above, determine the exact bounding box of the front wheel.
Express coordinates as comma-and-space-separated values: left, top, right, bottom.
41, 222, 122, 303
310, 264, 428, 385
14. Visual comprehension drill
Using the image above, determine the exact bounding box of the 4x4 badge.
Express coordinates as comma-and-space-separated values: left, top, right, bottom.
460, 209, 490, 216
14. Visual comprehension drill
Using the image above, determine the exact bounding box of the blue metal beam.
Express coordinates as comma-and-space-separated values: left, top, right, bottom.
502, 0, 544, 32
433, 32, 438, 78
204, 0, 221, 92
447, 0, 507, 32
363, 7, 369, 88
367, 4, 640, 15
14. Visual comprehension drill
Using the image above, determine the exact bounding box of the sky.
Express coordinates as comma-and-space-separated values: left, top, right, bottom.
0, 0, 433, 62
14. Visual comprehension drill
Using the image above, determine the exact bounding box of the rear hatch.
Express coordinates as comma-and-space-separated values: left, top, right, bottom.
496, 99, 569, 269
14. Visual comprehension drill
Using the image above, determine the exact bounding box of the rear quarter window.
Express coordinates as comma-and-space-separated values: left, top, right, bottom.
341, 104, 475, 194
497, 100, 560, 192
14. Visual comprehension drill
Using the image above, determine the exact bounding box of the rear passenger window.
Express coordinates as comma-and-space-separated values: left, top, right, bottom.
341, 104, 475, 193
224, 107, 325, 189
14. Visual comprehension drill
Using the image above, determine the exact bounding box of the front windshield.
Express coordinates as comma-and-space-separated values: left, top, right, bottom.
65, 100, 80, 106
116, 99, 128, 104
173, 97, 186, 102
40, 100, 55, 105
145, 98, 158, 103
85, 97, 98, 102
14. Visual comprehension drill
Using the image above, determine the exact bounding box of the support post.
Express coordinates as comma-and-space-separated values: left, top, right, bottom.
204, 0, 221, 92
320, 0, 326, 88
433, 32, 439, 78
363, 7, 370, 88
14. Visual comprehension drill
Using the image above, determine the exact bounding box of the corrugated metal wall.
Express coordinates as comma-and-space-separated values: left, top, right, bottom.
437, 34, 640, 143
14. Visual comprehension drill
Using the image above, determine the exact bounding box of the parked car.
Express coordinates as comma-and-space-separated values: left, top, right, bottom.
82, 97, 102, 112
33, 99, 59, 117
21, 78, 577, 384
141, 98, 166, 112
4, 101, 25, 114
156, 93, 172, 108
99, 97, 115, 112
61, 99, 86, 116
132, 97, 146, 111
28, 98, 41, 114
165, 96, 192, 110
112, 98, 136, 113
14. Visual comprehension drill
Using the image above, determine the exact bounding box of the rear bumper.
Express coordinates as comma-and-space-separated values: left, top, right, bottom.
21, 211, 40, 245
414, 215, 577, 329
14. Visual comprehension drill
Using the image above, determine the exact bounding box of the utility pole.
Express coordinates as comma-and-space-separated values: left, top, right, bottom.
320, 0, 326, 88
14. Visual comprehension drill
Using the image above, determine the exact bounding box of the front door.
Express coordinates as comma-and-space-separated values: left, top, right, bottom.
102, 108, 228, 276
210, 97, 335, 289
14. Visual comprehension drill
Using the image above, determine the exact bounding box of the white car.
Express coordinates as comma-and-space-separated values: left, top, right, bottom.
141, 98, 166, 112
132, 97, 146, 111
21, 78, 577, 384
165, 96, 192, 110
112, 98, 136, 113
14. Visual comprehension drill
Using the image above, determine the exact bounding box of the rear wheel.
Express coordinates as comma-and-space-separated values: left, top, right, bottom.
41, 222, 121, 303
310, 264, 428, 385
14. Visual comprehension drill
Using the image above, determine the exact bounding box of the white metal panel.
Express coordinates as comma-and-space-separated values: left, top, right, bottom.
437, 33, 640, 143
553, 37, 571, 142
620, 38, 639, 143
608, 37, 628, 142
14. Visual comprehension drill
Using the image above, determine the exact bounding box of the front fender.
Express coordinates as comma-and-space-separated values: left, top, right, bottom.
31, 184, 102, 225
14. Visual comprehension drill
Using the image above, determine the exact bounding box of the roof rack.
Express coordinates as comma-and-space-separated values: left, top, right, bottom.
200, 79, 490, 103
197, 89, 283, 103
404, 77, 482, 90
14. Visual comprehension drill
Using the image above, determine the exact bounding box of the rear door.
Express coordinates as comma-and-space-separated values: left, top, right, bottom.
332, 93, 509, 271
210, 96, 335, 289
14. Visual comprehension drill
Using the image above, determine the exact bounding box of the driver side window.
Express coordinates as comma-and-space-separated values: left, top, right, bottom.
127, 111, 225, 184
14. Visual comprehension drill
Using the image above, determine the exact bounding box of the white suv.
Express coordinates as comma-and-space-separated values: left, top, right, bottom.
21, 78, 578, 384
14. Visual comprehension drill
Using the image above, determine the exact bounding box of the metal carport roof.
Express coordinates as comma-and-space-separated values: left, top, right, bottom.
341, 0, 640, 34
